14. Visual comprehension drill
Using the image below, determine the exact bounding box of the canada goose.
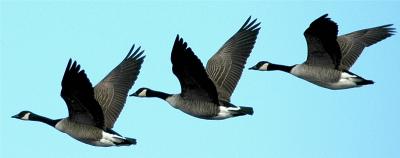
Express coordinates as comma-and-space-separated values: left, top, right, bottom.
12, 45, 145, 146
249, 14, 395, 90
130, 17, 260, 120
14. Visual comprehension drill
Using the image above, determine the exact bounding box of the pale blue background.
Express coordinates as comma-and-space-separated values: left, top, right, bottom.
1, 1, 399, 158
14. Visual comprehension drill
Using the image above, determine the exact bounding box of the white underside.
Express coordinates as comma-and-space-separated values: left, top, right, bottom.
166, 95, 244, 120
166, 95, 179, 108
291, 66, 361, 90
93, 131, 125, 147
72, 131, 125, 147
322, 72, 360, 90
55, 120, 126, 147
213, 106, 240, 120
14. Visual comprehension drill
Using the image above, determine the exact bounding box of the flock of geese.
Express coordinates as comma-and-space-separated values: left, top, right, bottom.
12, 14, 395, 147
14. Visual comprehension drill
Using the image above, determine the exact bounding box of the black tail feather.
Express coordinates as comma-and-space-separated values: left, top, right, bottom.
239, 106, 254, 115
356, 79, 374, 86
345, 70, 374, 86
117, 137, 137, 146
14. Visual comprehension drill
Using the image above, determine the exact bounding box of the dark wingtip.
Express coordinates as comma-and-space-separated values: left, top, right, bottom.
382, 24, 393, 27
383, 24, 396, 36
125, 43, 146, 60
175, 34, 185, 45
173, 34, 188, 49
175, 34, 180, 41
67, 58, 72, 67
129, 44, 136, 54
174, 34, 184, 45
125, 44, 136, 59
240, 16, 261, 31
64, 58, 74, 74
312, 13, 336, 26
241, 16, 252, 29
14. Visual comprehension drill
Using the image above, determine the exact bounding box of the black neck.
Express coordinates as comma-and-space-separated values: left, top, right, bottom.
268, 63, 294, 73
147, 89, 172, 100
30, 113, 60, 127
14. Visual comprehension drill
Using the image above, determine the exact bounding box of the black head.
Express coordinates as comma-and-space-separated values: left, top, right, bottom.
129, 87, 150, 97
249, 61, 271, 70
12, 111, 33, 120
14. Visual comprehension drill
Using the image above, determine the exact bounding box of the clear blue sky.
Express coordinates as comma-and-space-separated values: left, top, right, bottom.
1, 1, 399, 158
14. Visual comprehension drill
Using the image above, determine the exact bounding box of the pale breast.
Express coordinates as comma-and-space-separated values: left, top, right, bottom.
291, 64, 341, 83
55, 119, 103, 142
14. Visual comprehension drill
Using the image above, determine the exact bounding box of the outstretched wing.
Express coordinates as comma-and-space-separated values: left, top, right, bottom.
206, 17, 260, 102
171, 35, 219, 104
337, 24, 395, 70
94, 45, 145, 129
304, 14, 341, 69
61, 59, 104, 128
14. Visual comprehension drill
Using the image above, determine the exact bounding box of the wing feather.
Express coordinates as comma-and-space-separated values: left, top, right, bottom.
304, 14, 341, 69
337, 24, 395, 70
171, 35, 219, 104
61, 59, 104, 128
94, 45, 145, 129
206, 17, 260, 101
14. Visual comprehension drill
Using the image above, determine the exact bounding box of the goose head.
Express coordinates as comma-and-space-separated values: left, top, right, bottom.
130, 87, 171, 100
130, 87, 150, 97
12, 111, 33, 120
249, 61, 271, 71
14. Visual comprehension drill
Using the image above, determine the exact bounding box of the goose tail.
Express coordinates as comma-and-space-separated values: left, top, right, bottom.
345, 70, 374, 86
356, 79, 374, 86
117, 137, 137, 146
238, 106, 254, 115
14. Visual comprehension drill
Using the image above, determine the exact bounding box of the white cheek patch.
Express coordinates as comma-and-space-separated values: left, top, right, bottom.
21, 113, 30, 120
138, 89, 147, 97
259, 63, 269, 71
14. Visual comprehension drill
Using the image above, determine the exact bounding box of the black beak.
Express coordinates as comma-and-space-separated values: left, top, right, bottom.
129, 93, 138, 97
249, 66, 257, 70
11, 114, 19, 119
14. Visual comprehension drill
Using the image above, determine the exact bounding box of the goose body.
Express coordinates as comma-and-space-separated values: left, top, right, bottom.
250, 14, 395, 90
12, 45, 145, 146
54, 118, 124, 146
131, 17, 259, 119
166, 94, 222, 119
289, 64, 367, 89
163, 94, 248, 120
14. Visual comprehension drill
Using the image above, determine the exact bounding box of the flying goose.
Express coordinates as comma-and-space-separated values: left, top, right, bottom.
249, 14, 395, 90
12, 45, 145, 146
130, 17, 260, 120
